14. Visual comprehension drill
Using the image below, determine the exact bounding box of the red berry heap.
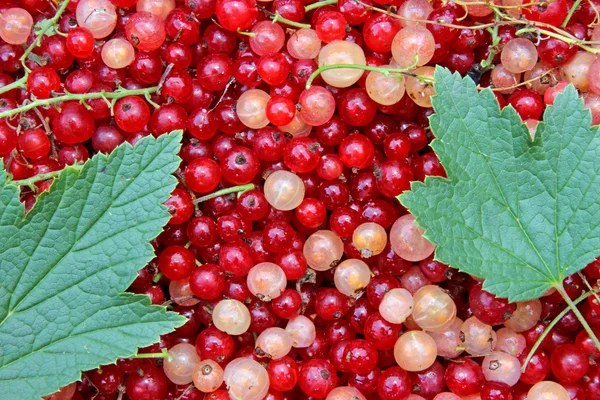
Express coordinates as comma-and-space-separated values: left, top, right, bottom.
3, 0, 600, 399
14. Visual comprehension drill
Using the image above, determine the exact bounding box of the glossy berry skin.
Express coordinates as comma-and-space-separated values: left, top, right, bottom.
237, 190, 270, 222
125, 363, 168, 400
195, 326, 235, 362
27, 67, 61, 99
66, 27, 95, 58
263, 220, 295, 252
88, 364, 124, 395
481, 382, 513, 400
0, 122, 17, 157
444, 358, 485, 396
366, 274, 401, 308
218, 242, 254, 277
158, 245, 196, 280
295, 198, 327, 228
316, 11, 348, 43
363, 14, 401, 53
377, 366, 412, 400
271, 288, 302, 319
339, 133, 375, 168
298, 359, 338, 398
575, 329, 600, 362
275, 249, 308, 280
375, 160, 414, 198
129, 51, 163, 84
341, 339, 379, 374
268, 356, 298, 392
216, 0, 258, 32
349, 367, 380, 395
253, 127, 286, 161
550, 344, 589, 383
161, 69, 193, 103
364, 312, 402, 351
114, 96, 150, 133
284, 137, 321, 173
419, 255, 449, 283
383, 132, 411, 161
315, 288, 350, 320
197, 53, 234, 92
537, 37, 577, 66
185, 157, 221, 194
581, 365, 600, 400
522, 0, 568, 27
339, 88, 378, 126
165, 9, 200, 45
221, 146, 260, 185
411, 361, 446, 399
18, 128, 50, 159
518, 347, 550, 384
469, 283, 516, 325
189, 263, 225, 300
266, 96, 295, 126
51, 102, 95, 144
164, 188, 193, 225
187, 216, 217, 247
329, 340, 351, 372
507, 89, 544, 121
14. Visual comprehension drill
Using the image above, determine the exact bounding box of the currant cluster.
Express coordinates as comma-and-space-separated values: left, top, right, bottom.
3, 0, 600, 399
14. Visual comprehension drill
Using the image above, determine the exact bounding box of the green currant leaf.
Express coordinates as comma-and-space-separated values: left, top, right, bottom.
0, 131, 186, 399
400, 67, 600, 302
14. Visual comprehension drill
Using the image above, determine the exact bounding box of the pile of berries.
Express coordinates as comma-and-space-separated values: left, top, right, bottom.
3, 0, 600, 399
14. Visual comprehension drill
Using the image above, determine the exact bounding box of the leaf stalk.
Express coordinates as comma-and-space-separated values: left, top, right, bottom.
521, 288, 599, 372
557, 285, 600, 351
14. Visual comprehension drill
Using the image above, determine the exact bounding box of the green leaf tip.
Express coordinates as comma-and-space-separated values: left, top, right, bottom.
0, 131, 185, 399
399, 66, 600, 303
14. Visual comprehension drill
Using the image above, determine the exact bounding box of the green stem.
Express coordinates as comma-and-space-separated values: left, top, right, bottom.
558, 285, 600, 350
481, 11, 501, 69
0, 1, 71, 95
0, 77, 27, 95
516, 27, 600, 54
152, 272, 163, 283
237, 29, 256, 37
305, 0, 338, 11
21, 0, 72, 69
193, 184, 255, 205
131, 348, 171, 360
305, 63, 430, 89
10, 164, 83, 189
271, 12, 311, 29
521, 289, 596, 372
561, 0, 582, 27
0, 87, 158, 119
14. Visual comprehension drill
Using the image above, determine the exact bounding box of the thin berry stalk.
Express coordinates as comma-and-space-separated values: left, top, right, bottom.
0, 86, 159, 120
305, 0, 338, 11
270, 12, 312, 29
0, 0, 72, 97
305, 62, 430, 89
10, 165, 84, 190
131, 348, 171, 360
193, 183, 255, 204
561, 0, 583, 28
